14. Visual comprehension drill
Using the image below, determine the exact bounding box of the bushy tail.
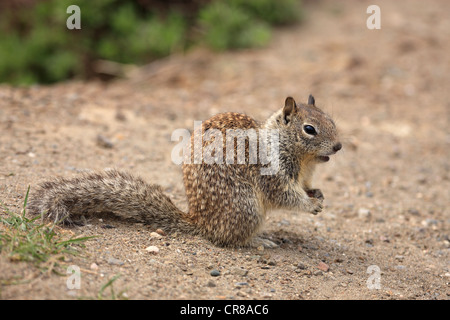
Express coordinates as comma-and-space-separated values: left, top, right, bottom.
27, 169, 196, 234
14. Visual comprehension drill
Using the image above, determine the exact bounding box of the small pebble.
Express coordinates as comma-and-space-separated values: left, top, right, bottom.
314, 270, 323, 276
231, 268, 248, 276
107, 257, 124, 266
210, 269, 220, 277
235, 282, 249, 287
96, 134, 114, 149
297, 263, 307, 270
317, 261, 329, 272
145, 246, 160, 254
150, 232, 163, 240
90, 263, 99, 270
358, 208, 371, 219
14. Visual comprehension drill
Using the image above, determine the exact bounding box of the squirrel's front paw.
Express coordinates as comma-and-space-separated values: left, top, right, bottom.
308, 198, 323, 215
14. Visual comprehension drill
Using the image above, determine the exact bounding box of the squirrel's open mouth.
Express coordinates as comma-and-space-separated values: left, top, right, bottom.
317, 155, 330, 162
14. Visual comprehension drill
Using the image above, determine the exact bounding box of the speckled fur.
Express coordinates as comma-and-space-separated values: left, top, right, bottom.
28, 96, 340, 247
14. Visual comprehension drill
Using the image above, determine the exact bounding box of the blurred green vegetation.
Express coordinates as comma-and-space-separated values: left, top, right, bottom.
0, 0, 303, 85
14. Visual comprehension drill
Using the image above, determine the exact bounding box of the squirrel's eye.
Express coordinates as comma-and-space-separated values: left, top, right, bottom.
303, 125, 317, 136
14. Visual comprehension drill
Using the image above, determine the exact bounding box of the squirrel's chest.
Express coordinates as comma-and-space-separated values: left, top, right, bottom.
298, 159, 316, 189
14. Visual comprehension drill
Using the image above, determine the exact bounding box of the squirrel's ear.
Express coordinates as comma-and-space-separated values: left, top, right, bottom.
282, 97, 298, 124
308, 94, 315, 106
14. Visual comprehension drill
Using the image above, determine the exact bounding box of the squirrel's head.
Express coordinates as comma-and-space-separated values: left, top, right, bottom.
277, 95, 341, 163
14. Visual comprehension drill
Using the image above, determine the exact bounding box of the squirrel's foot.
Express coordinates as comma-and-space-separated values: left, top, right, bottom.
304, 188, 324, 215
305, 197, 323, 215
248, 236, 279, 249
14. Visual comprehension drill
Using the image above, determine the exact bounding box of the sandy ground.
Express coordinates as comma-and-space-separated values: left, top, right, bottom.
0, 0, 449, 300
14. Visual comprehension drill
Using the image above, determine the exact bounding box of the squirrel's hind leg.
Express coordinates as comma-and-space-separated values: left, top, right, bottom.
248, 236, 279, 249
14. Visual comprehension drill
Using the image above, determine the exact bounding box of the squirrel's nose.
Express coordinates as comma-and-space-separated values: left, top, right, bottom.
333, 142, 342, 153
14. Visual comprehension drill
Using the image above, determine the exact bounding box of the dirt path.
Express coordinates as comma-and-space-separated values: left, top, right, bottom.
1, 0, 449, 300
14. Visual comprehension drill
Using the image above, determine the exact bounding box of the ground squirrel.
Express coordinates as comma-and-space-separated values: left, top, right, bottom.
28, 95, 341, 248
